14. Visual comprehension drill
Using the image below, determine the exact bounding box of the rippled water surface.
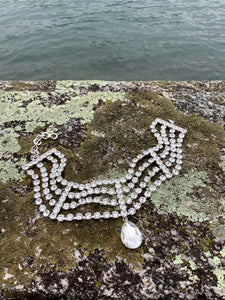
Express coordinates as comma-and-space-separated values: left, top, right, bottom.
1, 0, 225, 80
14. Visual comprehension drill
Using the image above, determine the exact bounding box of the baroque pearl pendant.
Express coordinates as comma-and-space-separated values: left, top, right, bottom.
121, 220, 142, 249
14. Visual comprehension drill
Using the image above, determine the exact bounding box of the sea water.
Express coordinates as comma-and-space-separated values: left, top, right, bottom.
0, 0, 225, 80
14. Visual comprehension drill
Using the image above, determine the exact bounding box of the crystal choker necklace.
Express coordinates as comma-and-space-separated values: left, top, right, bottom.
22, 118, 187, 249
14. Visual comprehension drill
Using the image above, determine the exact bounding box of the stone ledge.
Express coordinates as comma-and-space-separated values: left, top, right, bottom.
0, 80, 225, 299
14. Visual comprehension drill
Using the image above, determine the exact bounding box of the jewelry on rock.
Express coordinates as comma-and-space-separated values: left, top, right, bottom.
22, 118, 187, 249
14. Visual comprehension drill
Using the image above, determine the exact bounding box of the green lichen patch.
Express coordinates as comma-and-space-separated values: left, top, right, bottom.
151, 169, 225, 224
213, 268, 225, 296
0, 89, 125, 132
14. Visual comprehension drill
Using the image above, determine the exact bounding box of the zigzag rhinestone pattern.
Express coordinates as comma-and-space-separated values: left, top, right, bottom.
22, 118, 187, 223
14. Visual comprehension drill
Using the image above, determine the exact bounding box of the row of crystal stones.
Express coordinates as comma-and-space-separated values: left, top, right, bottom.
23, 118, 187, 222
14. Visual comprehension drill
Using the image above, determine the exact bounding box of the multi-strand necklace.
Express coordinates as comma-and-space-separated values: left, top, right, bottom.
22, 118, 187, 249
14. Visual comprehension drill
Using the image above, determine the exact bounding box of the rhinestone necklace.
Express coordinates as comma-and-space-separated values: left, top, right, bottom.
22, 118, 187, 249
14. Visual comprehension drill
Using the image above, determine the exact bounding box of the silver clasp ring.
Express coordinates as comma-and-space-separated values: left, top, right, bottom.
42, 132, 50, 139
50, 133, 58, 139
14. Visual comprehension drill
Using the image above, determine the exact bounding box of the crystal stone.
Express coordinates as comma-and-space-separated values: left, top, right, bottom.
57, 214, 65, 222
121, 221, 142, 249
66, 214, 74, 221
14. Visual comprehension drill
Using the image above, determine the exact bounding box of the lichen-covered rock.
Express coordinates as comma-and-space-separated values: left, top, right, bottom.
0, 80, 225, 299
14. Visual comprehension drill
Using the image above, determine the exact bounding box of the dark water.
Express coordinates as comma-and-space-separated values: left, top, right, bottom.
1, 0, 225, 81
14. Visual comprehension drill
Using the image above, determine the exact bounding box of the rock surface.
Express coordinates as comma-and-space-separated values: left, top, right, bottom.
0, 80, 225, 299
